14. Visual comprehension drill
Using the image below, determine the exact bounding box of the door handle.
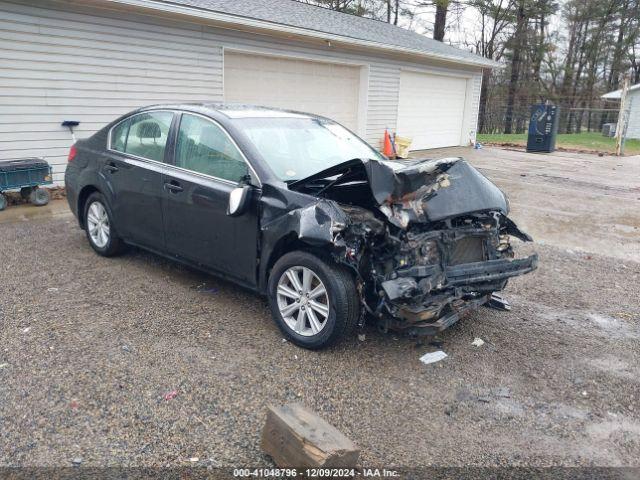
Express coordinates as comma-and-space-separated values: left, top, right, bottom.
104, 162, 119, 173
164, 180, 183, 193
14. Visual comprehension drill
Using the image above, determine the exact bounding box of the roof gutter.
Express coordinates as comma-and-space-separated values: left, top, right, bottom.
103, 0, 501, 69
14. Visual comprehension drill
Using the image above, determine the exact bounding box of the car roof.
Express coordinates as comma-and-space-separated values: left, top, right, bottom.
138, 103, 322, 120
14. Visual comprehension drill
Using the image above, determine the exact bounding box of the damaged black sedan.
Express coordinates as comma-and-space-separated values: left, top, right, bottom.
65, 104, 537, 349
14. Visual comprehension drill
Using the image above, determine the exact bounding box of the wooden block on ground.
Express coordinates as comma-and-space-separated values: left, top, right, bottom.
261, 403, 360, 468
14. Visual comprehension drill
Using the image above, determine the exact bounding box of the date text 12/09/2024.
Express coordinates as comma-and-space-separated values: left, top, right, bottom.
233, 468, 400, 477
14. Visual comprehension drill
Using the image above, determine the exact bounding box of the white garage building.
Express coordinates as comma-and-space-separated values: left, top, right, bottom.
0, 0, 498, 184
602, 82, 640, 140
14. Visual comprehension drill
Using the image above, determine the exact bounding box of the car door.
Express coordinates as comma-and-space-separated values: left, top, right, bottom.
162, 112, 260, 286
105, 111, 174, 251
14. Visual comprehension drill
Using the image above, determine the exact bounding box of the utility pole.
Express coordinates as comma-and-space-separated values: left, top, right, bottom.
615, 73, 630, 156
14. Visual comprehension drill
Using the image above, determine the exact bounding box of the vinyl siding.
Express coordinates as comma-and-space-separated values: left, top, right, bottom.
625, 90, 640, 140
0, 0, 224, 183
0, 0, 484, 185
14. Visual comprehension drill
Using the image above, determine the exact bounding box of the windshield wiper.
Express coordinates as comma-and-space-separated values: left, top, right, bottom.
315, 168, 353, 197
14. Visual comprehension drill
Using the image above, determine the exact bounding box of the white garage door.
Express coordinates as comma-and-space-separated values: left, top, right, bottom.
397, 71, 468, 150
224, 52, 361, 131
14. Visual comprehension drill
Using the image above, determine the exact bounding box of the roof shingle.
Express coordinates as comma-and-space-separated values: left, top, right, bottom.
155, 0, 497, 67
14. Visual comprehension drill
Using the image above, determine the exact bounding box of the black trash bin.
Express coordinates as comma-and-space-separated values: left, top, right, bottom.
526, 104, 559, 153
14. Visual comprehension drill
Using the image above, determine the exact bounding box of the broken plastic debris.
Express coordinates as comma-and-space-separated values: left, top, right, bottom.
189, 457, 199, 462
358, 333, 366, 342
0, 363, 8, 369
419, 351, 447, 365
47, 287, 59, 292
471, 337, 485, 347
22, 327, 31, 333
163, 390, 178, 401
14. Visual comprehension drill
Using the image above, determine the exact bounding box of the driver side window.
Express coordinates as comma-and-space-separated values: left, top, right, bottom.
175, 114, 248, 183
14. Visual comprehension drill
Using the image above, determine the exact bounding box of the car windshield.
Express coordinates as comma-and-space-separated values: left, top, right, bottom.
233, 117, 385, 181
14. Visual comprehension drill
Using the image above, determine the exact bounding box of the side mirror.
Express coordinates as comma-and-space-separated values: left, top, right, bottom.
227, 185, 252, 217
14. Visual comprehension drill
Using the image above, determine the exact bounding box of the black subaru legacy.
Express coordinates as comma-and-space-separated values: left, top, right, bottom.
65, 104, 537, 349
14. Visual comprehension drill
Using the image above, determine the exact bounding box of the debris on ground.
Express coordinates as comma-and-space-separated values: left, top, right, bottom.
261, 403, 359, 468
47, 287, 59, 292
471, 337, 485, 347
419, 351, 448, 365
71, 457, 83, 466
358, 333, 366, 342
486, 293, 512, 311
163, 390, 178, 401
0, 363, 8, 369
22, 327, 31, 333
189, 457, 199, 462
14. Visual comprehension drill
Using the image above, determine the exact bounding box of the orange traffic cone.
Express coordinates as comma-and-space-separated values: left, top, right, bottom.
383, 129, 394, 158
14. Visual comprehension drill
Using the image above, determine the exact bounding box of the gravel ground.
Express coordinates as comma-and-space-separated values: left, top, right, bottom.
0, 212, 639, 467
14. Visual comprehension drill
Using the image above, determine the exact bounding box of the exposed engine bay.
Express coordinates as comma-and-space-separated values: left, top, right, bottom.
281, 156, 538, 336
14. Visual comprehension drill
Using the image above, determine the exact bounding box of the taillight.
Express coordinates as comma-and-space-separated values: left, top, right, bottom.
68, 144, 77, 162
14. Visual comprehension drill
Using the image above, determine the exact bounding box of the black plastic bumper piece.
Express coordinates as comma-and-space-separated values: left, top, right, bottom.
445, 254, 538, 286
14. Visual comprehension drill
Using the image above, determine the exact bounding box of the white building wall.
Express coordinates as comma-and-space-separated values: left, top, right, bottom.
624, 90, 640, 140
0, 0, 484, 184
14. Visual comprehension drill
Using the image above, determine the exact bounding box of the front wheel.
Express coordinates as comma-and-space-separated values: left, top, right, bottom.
268, 251, 359, 349
84, 192, 125, 257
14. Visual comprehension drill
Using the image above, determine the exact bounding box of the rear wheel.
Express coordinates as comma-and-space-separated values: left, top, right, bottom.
29, 187, 50, 206
84, 192, 125, 257
268, 251, 359, 349
0, 193, 6, 211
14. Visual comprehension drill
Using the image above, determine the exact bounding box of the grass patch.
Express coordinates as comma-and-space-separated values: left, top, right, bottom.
477, 132, 640, 155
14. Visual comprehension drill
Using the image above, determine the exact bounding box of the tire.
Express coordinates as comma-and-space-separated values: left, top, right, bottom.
29, 187, 50, 206
20, 187, 33, 200
268, 251, 359, 349
0, 193, 6, 211
83, 192, 125, 257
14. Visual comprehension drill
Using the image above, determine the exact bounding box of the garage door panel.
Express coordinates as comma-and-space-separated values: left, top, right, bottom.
224, 52, 360, 131
397, 71, 467, 150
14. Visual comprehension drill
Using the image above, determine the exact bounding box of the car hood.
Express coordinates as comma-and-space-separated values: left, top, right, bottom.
289, 157, 508, 228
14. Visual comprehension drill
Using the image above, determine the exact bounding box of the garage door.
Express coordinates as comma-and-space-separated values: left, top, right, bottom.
397, 71, 468, 150
224, 52, 361, 131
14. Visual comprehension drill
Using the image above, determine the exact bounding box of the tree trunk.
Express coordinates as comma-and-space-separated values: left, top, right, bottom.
478, 69, 491, 134
434, 1, 449, 42
504, 1, 526, 134
394, 0, 399, 25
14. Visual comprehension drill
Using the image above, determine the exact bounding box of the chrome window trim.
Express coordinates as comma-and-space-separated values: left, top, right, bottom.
175, 111, 262, 187
107, 109, 262, 188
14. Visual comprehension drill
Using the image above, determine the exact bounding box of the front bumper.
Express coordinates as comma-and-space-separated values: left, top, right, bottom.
381, 254, 538, 336
445, 254, 538, 286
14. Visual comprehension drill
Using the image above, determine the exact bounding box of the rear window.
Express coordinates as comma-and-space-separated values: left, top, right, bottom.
110, 112, 173, 163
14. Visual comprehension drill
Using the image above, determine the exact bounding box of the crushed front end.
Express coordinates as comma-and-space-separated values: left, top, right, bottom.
288, 156, 538, 336
339, 209, 537, 336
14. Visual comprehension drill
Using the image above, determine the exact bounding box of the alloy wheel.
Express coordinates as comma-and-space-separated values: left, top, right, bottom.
87, 201, 110, 249
276, 266, 330, 336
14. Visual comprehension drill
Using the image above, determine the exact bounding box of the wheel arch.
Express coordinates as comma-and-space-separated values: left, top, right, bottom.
77, 185, 101, 229
260, 233, 320, 293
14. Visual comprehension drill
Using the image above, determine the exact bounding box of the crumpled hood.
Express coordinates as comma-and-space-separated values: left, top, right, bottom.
291, 157, 509, 228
